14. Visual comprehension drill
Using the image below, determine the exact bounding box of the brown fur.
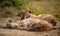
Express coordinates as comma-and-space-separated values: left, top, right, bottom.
36, 14, 57, 26
18, 18, 53, 31
37, 20, 53, 31
6, 22, 19, 29
20, 11, 36, 20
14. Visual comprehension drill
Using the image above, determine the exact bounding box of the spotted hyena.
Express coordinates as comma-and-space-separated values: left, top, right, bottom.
6, 23, 19, 29
5, 20, 19, 29
18, 18, 53, 31
36, 14, 57, 26
20, 11, 36, 20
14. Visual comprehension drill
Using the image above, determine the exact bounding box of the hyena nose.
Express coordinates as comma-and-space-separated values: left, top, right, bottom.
53, 21, 57, 26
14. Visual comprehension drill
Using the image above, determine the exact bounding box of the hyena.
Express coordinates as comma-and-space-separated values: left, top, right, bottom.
6, 20, 19, 29
36, 14, 57, 26
18, 18, 53, 31
20, 11, 36, 20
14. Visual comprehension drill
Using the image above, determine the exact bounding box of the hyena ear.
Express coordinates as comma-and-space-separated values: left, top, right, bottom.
28, 11, 32, 14
8, 20, 12, 22
20, 12, 26, 20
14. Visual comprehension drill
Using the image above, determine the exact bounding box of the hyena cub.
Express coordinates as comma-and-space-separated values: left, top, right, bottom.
20, 11, 36, 20
6, 20, 19, 29
18, 18, 53, 31
36, 14, 57, 26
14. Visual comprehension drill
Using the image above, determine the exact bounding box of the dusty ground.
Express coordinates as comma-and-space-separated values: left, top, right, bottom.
0, 18, 60, 36
0, 29, 60, 36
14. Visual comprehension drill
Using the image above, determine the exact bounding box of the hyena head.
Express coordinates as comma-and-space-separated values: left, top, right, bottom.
20, 11, 32, 20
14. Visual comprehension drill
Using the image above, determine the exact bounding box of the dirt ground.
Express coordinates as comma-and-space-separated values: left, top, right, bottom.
0, 18, 60, 36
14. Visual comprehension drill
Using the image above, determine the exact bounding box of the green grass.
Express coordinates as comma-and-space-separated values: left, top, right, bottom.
54, 14, 60, 19
0, 0, 60, 20
29, 6, 47, 15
